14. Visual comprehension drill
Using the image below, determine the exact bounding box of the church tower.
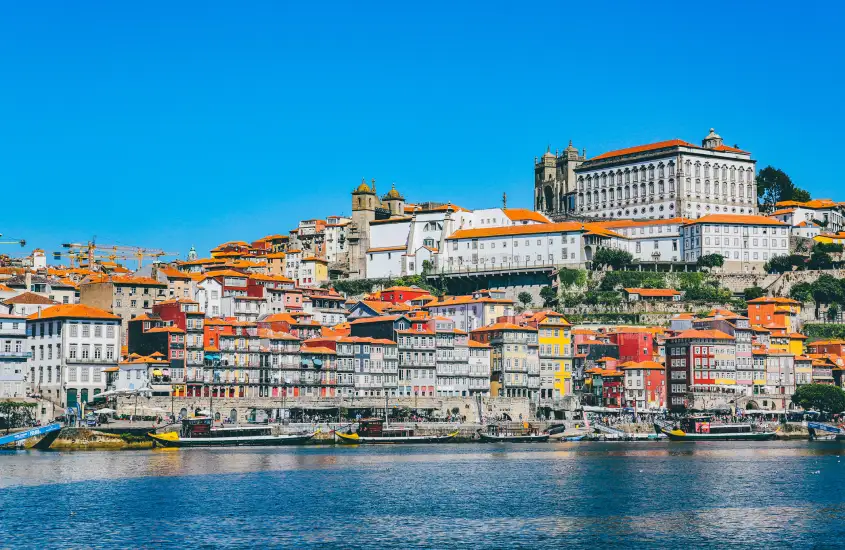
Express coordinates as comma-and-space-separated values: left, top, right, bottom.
347, 178, 377, 279
702, 128, 724, 149
534, 141, 585, 219
382, 184, 405, 217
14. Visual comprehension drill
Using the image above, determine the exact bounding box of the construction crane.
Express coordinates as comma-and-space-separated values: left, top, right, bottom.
51, 250, 134, 269
60, 240, 179, 271
0, 233, 26, 247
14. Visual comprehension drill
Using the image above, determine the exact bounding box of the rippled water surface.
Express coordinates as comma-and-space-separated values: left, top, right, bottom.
3, 441, 845, 548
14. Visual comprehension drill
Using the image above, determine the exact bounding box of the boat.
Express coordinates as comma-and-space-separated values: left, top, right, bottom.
654, 416, 777, 441
807, 421, 845, 441
477, 422, 550, 443
147, 417, 317, 448
334, 418, 458, 444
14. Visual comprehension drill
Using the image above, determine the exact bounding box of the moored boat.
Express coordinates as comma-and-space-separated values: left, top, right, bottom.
477, 423, 550, 443
334, 418, 458, 444
147, 417, 317, 448
807, 421, 845, 441
654, 416, 777, 441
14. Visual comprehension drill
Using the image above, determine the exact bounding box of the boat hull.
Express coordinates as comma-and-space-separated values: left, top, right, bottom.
334, 431, 458, 444
147, 432, 316, 448
654, 423, 776, 441
477, 431, 550, 443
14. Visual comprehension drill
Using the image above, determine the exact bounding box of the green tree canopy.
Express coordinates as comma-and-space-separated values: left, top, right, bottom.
765, 254, 808, 274
517, 292, 533, 307
789, 282, 813, 302
808, 250, 834, 270
539, 286, 558, 307
815, 242, 844, 254
811, 274, 844, 304
592, 248, 634, 270
743, 286, 765, 301
756, 166, 812, 210
791, 384, 845, 413
697, 253, 725, 270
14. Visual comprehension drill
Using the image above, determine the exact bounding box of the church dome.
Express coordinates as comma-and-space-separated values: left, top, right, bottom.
383, 184, 404, 200
704, 128, 721, 141
564, 139, 577, 153
353, 178, 373, 194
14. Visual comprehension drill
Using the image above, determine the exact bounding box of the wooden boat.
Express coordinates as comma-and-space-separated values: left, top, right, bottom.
477, 423, 550, 443
654, 416, 777, 441
334, 418, 457, 444
807, 422, 845, 441
147, 417, 317, 448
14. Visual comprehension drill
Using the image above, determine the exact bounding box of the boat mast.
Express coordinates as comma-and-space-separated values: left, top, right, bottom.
384, 392, 389, 428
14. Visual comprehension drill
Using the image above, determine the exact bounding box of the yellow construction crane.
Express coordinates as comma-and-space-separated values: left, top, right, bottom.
60, 240, 179, 271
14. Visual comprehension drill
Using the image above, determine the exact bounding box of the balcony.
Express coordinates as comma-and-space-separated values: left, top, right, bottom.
0, 351, 31, 359
67, 357, 117, 364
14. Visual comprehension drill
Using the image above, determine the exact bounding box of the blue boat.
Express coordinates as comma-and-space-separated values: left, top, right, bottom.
0, 423, 62, 449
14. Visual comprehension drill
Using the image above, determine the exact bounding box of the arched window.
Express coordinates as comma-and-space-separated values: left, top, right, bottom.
704, 163, 710, 178
648, 182, 654, 195
712, 164, 719, 180
616, 172, 622, 185
704, 181, 710, 195
625, 170, 630, 183
685, 160, 691, 175
695, 162, 701, 177
731, 183, 736, 196
669, 179, 675, 192
722, 166, 727, 180
739, 183, 745, 200
715, 182, 720, 195
668, 162, 675, 176
695, 179, 701, 193
649, 165, 655, 179
747, 185, 753, 199
632, 169, 638, 182
609, 188, 614, 201
632, 184, 638, 198
625, 186, 630, 199
730, 167, 736, 181
658, 180, 665, 193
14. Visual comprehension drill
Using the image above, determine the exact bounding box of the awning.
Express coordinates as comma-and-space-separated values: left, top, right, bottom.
152, 369, 163, 376
162, 369, 170, 376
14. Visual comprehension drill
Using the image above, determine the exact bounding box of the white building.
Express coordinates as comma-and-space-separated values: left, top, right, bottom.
0, 314, 28, 398
467, 340, 492, 396
195, 277, 223, 318
424, 290, 515, 333
601, 217, 686, 263
769, 199, 843, 234
681, 214, 790, 271
440, 221, 627, 270
574, 129, 757, 221
324, 216, 350, 265
26, 304, 121, 409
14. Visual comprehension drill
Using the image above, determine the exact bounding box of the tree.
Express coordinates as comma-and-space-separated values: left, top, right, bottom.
592, 248, 634, 270
539, 286, 558, 308
765, 254, 807, 274
811, 274, 844, 305
828, 304, 840, 322
756, 166, 811, 210
697, 253, 725, 270
791, 384, 845, 414
808, 251, 833, 270
0, 401, 36, 432
815, 242, 844, 254
517, 292, 533, 308
743, 286, 765, 301
789, 282, 813, 303
420, 260, 433, 276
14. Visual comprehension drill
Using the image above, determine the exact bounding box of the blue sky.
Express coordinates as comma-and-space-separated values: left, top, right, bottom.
1, 1, 842, 263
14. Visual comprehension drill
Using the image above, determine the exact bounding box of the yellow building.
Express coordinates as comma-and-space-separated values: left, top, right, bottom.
788, 332, 807, 356
299, 257, 328, 287
529, 311, 572, 400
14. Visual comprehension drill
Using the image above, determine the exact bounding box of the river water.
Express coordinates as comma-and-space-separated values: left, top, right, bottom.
2, 441, 845, 549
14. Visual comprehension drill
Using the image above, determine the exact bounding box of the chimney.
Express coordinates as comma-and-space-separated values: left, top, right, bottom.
25, 270, 32, 292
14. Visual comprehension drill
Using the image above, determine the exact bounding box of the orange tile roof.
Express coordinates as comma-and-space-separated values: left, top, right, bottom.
3, 292, 58, 305
775, 199, 840, 210
446, 221, 622, 241
300, 346, 336, 355
769, 208, 796, 216
623, 287, 681, 297
808, 340, 845, 346
685, 214, 787, 227
597, 217, 690, 229
502, 208, 551, 224
27, 304, 119, 321
590, 139, 697, 160
620, 360, 665, 370
747, 296, 800, 305
85, 275, 166, 286
468, 340, 491, 348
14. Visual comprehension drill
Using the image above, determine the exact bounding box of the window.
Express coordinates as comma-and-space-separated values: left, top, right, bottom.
82, 324, 90, 337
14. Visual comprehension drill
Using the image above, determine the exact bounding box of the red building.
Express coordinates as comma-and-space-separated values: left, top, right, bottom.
608, 329, 654, 363
665, 329, 734, 411
621, 360, 666, 410
378, 286, 432, 305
